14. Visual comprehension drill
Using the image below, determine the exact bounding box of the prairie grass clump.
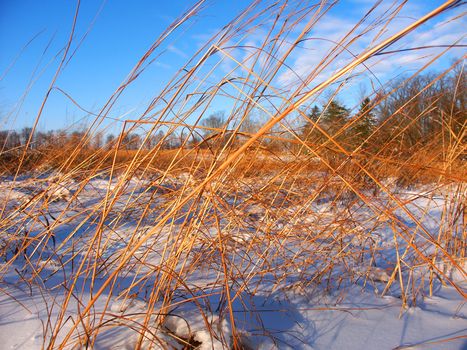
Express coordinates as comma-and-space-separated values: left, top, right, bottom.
0, 1, 465, 349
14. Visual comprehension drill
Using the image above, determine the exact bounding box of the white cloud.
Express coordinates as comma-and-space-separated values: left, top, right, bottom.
275, 1, 465, 91
154, 61, 172, 69
167, 44, 188, 59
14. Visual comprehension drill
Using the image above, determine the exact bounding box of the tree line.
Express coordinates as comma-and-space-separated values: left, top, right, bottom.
1, 67, 465, 157
302, 65, 465, 154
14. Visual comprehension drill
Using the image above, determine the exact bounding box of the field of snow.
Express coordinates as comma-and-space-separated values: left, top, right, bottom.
0, 173, 465, 349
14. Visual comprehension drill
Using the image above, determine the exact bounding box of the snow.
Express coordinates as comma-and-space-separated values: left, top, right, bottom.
1, 278, 465, 349
0, 175, 465, 349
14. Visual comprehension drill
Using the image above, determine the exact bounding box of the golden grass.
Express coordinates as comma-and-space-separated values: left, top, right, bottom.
0, 0, 465, 349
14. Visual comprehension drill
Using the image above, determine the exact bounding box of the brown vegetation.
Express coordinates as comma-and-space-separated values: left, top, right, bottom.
0, 1, 465, 349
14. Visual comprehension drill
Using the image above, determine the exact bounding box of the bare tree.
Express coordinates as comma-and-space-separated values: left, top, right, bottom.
201, 111, 226, 137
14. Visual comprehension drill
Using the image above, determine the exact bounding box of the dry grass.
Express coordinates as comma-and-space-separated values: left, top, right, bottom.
0, 1, 465, 349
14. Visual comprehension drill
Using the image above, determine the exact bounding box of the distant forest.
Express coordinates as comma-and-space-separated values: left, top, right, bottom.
1, 67, 465, 158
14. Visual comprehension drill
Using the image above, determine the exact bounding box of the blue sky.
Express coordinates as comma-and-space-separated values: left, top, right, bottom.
0, 0, 250, 130
0, 0, 465, 133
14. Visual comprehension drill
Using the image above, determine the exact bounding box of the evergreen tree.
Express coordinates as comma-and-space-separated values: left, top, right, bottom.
302, 105, 321, 142
353, 97, 376, 144
322, 101, 349, 134
309, 105, 321, 122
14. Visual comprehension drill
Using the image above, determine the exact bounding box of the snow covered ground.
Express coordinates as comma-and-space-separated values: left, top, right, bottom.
0, 173, 465, 349
0, 269, 465, 349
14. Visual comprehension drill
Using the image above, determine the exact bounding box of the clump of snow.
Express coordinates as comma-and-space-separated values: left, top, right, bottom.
435, 259, 467, 283
0, 188, 28, 202
366, 266, 392, 283
45, 182, 72, 202
164, 313, 231, 349
110, 297, 147, 313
